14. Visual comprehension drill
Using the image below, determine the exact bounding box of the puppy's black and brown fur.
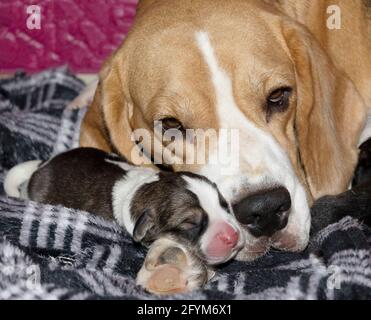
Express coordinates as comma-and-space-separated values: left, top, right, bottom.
28, 148, 124, 220
5, 147, 243, 265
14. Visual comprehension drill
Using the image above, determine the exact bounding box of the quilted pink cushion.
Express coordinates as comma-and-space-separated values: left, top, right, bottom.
0, 0, 138, 73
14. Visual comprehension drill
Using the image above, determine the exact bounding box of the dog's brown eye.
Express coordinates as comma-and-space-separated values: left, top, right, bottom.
161, 117, 184, 131
266, 87, 292, 121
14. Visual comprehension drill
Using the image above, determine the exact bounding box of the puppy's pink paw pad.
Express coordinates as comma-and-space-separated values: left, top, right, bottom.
146, 265, 187, 294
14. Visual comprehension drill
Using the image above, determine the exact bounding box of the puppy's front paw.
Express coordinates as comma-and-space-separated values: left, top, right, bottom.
136, 237, 214, 295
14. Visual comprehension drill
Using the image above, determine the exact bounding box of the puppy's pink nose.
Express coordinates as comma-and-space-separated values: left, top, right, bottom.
216, 224, 239, 248
205, 222, 240, 263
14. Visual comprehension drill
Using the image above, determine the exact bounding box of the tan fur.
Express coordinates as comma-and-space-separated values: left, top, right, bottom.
80, 0, 371, 199
281, 20, 367, 199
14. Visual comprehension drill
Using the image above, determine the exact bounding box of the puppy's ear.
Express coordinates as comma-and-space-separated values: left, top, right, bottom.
133, 209, 156, 244
282, 21, 367, 199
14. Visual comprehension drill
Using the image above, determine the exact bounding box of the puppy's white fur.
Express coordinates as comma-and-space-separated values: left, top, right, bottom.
112, 168, 159, 235
4, 160, 42, 198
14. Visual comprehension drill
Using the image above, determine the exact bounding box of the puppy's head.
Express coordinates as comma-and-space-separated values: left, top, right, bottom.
129, 172, 244, 265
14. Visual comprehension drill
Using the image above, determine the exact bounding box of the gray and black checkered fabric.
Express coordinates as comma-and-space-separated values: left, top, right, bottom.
1, 68, 371, 300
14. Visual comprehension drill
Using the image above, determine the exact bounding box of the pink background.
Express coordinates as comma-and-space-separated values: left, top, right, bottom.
0, 0, 138, 73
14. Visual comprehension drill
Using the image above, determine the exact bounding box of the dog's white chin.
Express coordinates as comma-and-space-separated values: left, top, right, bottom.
271, 214, 311, 252
273, 180, 311, 252
235, 204, 311, 262
235, 223, 310, 262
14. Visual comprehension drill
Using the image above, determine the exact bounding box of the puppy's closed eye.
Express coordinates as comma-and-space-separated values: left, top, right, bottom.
177, 212, 208, 240
180, 218, 201, 230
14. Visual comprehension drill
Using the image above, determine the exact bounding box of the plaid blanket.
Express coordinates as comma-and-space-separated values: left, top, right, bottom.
1, 68, 371, 300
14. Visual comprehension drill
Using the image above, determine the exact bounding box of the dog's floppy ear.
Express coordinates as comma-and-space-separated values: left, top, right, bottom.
136, 0, 157, 15
133, 209, 157, 244
80, 46, 145, 163
282, 21, 366, 199
79, 55, 114, 152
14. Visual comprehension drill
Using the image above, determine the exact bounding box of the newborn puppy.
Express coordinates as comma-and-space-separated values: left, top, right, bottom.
4, 148, 244, 267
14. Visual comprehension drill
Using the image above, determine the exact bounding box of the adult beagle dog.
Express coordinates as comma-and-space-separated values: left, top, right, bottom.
78, 0, 371, 261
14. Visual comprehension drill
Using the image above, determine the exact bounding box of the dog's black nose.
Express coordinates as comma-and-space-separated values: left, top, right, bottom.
233, 187, 291, 237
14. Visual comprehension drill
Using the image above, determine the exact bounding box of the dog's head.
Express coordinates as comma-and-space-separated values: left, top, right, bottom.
125, 171, 244, 265
82, 0, 366, 260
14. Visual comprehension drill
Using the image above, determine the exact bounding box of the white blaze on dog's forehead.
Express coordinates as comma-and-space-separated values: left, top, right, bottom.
112, 169, 159, 235
195, 31, 293, 175
195, 31, 310, 249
